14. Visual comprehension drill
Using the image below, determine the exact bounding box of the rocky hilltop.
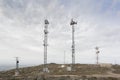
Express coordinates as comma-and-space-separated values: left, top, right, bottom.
0, 64, 120, 80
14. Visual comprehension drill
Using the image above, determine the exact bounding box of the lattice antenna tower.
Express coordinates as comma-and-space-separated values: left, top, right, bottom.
43, 19, 49, 73
15, 57, 19, 76
70, 19, 77, 71
95, 47, 100, 65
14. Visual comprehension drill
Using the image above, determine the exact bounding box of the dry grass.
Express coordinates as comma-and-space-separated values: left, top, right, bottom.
0, 64, 120, 79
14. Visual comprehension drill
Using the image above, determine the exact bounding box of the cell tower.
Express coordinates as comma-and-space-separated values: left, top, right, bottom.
95, 47, 100, 65
43, 19, 49, 73
15, 57, 19, 76
70, 19, 77, 71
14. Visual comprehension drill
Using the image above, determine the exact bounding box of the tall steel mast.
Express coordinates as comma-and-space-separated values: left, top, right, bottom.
15, 57, 19, 76
70, 19, 77, 71
95, 47, 100, 65
43, 19, 49, 72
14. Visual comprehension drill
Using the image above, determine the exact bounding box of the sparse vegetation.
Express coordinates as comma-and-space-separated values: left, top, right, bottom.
112, 65, 120, 74
0, 64, 120, 80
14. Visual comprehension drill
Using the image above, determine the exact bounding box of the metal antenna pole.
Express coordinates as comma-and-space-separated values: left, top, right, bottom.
15, 57, 19, 76
64, 51, 66, 65
70, 19, 77, 71
16, 57, 19, 71
95, 47, 100, 65
43, 19, 49, 73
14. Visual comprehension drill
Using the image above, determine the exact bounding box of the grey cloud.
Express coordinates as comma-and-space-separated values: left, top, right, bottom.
0, 0, 120, 65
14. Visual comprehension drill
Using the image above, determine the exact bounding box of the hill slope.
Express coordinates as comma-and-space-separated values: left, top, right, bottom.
0, 64, 120, 80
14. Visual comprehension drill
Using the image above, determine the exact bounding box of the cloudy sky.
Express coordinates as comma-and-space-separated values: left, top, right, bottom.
0, 0, 120, 66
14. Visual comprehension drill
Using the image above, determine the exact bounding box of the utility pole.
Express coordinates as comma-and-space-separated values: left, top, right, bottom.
43, 19, 49, 73
70, 19, 77, 71
15, 57, 19, 76
95, 47, 100, 65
